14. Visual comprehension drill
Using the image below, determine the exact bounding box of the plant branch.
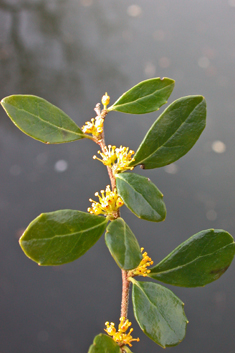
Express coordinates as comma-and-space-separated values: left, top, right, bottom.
121, 270, 131, 319
96, 106, 129, 319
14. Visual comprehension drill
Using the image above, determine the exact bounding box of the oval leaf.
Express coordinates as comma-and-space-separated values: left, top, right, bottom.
149, 229, 235, 287
108, 78, 175, 114
1, 95, 85, 144
116, 173, 166, 222
130, 95, 206, 169
105, 218, 142, 270
19, 210, 108, 265
130, 278, 188, 348
88, 334, 121, 353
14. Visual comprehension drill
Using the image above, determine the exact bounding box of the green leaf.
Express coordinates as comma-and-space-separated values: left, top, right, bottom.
130, 278, 188, 348
108, 78, 175, 114
116, 173, 166, 222
105, 218, 142, 270
149, 229, 235, 287
130, 95, 206, 169
1, 95, 85, 144
88, 334, 121, 353
19, 210, 108, 265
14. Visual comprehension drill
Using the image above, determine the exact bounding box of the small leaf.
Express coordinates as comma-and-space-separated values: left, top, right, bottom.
116, 173, 166, 222
149, 229, 235, 287
105, 218, 142, 270
130, 278, 188, 348
130, 95, 206, 169
88, 334, 121, 353
20, 210, 108, 265
108, 78, 175, 114
1, 95, 85, 144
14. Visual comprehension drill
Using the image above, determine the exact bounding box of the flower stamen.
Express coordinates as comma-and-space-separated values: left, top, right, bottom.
104, 317, 139, 347
93, 145, 135, 174
93, 145, 117, 167
87, 185, 124, 217
129, 248, 154, 277
81, 116, 104, 139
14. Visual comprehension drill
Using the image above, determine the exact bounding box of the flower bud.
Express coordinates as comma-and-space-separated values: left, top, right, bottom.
101, 92, 110, 108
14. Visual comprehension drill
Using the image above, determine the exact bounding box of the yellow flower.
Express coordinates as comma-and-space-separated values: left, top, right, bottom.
101, 92, 110, 109
104, 317, 140, 347
93, 145, 117, 167
81, 116, 104, 138
93, 145, 135, 174
115, 146, 135, 173
129, 248, 154, 277
87, 185, 123, 217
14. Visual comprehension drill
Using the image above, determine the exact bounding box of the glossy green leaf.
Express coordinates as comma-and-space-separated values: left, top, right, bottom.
149, 229, 235, 287
108, 78, 175, 114
88, 334, 121, 353
19, 210, 108, 265
116, 173, 166, 222
130, 278, 188, 348
130, 95, 206, 169
1, 95, 85, 144
105, 218, 142, 270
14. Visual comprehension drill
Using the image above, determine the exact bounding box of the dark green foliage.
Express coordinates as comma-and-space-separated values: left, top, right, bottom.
116, 173, 166, 222
1, 95, 84, 144
150, 229, 235, 287
20, 210, 108, 265
109, 77, 175, 114
1, 78, 233, 352
105, 218, 142, 270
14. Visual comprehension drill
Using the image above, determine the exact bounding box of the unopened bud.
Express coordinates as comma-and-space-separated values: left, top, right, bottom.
101, 92, 110, 108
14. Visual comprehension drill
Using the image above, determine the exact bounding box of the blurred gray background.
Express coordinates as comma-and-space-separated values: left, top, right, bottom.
0, 0, 235, 352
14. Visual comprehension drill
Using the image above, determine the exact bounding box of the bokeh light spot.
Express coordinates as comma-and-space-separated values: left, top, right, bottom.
211, 140, 226, 153
54, 160, 68, 172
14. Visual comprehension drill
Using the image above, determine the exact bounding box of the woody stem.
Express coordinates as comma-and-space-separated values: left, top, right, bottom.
97, 109, 129, 319
121, 270, 131, 319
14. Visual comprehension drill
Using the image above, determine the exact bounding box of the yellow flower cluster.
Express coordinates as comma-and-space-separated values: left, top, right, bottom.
104, 317, 140, 347
81, 92, 110, 137
93, 145, 117, 167
129, 248, 153, 277
81, 116, 104, 138
88, 185, 124, 217
93, 145, 135, 174
116, 146, 135, 173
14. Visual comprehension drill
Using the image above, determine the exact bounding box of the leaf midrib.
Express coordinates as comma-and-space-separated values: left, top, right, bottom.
134, 99, 204, 166
151, 243, 233, 275
23, 218, 107, 242
111, 84, 172, 109
135, 282, 180, 340
117, 175, 161, 218
6, 103, 83, 137
122, 220, 129, 268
